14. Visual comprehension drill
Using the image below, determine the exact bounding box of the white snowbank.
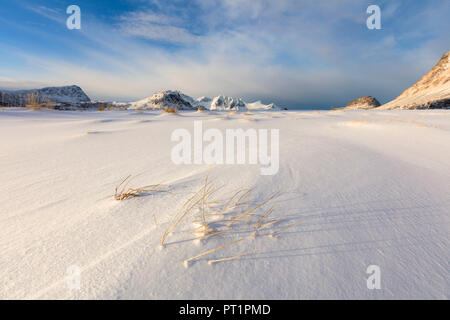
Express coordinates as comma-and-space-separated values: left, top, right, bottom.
0, 108, 448, 299
246, 100, 280, 110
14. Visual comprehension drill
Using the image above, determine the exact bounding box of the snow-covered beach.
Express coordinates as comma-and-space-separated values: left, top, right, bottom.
0, 108, 448, 299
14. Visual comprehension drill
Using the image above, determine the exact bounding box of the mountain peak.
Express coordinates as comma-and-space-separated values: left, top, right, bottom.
344, 96, 381, 110
380, 51, 450, 109
0, 85, 90, 106
210, 95, 246, 111
130, 90, 196, 110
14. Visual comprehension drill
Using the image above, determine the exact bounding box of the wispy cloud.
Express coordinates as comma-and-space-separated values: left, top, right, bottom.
118, 10, 201, 44
24, 5, 65, 24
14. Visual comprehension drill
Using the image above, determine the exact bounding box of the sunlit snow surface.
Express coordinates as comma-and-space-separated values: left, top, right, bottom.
0, 108, 448, 299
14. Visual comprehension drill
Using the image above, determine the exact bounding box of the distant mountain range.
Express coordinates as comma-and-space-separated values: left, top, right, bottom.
2, 51, 449, 111
128, 90, 282, 111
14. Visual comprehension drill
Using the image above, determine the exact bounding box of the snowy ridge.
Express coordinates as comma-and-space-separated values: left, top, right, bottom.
195, 96, 212, 108
246, 100, 281, 110
130, 90, 196, 110
130, 90, 284, 111
209, 95, 247, 111
0, 85, 91, 105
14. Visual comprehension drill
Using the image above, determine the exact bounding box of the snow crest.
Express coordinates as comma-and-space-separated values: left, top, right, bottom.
210, 95, 247, 111
130, 90, 196, 110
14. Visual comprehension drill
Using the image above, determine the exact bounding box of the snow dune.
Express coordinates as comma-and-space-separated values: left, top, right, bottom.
0, 108, 448, 299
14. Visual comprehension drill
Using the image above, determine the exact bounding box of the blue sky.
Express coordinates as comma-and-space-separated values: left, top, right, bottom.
0, 0, 449, 108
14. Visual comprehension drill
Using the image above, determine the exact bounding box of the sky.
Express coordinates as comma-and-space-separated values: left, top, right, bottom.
0, 0, 449, 108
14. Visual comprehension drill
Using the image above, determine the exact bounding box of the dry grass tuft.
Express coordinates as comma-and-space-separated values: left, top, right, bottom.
184, 238, 243, 266
269, 221, 301, 238
222, 110, 236, 119
153, 171, 297, 266
208, 250, 257, 265
164, 107, 178, 114
164, 180, 225, 246
114, 175, 163, 201
160, 178, 217, 246
254, 206, 275, 230
196, 230, 230, 241
226, 191, 280, 227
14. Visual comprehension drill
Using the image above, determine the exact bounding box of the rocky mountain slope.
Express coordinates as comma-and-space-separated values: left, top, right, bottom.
195, 96, 212, 108
1, 85, 285, 112
343, 96, 381, 110
130, 90, 196, 110
0, 85, 91, 106
210, 95, 247, 111
380, 51, 450, 109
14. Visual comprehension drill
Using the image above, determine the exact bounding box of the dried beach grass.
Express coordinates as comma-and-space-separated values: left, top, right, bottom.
208, 250, 257, 265
269, 221, 302, 238
160, 178, 218, 246
114, 175, 163, 201
164, 107, 178, 114
226, 191, 280, 227
154, 172, 296, 266
254, 206, 275, 230
183, 238, 243, 267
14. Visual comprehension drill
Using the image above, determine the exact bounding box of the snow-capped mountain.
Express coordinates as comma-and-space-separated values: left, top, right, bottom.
380, 51, 450, 109
33, 85, 91, 103
210, 95, 247, 111
195, 96, 212, 108
129, 91, 283, 112
246, 100, 282, 111
343, 96, 381, 110
0, 85, 90, 106
130, 90, 196, 110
